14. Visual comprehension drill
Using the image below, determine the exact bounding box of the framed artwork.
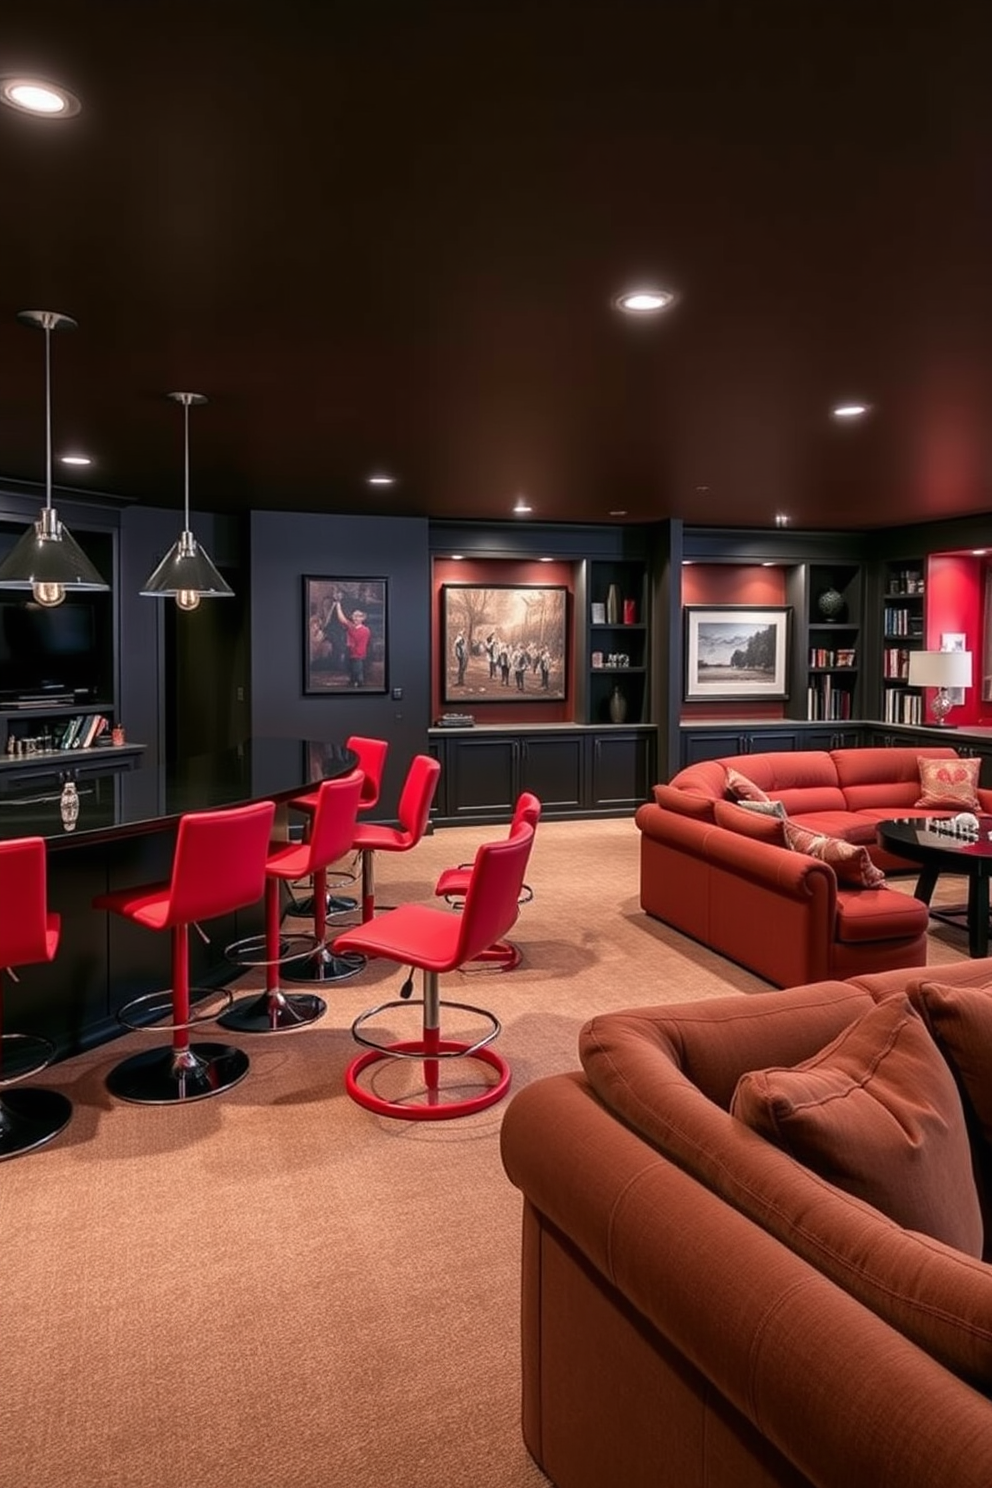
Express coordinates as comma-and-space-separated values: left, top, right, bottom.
684, 605, 791, 701
441, 584, 568, 703
303, 576, 388, 695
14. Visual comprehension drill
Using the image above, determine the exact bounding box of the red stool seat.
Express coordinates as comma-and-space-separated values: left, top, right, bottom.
94, 800, 275, 1104
220, 771, 366, 1026
0, 837, 72, 1159
332, 821, 535, 1120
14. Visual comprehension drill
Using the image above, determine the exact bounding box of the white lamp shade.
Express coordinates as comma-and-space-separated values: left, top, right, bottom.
907, 650, 973, 689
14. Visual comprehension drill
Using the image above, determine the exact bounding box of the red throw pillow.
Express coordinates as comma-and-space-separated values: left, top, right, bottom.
913, 980, 992, 1149
916, 756, 981, 810
782, 818, 886, 888
724, 766, 769, 803
731, 995, 984, 1256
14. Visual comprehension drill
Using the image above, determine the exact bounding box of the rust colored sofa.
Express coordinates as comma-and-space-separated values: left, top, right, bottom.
501, 959, 992, 1488
635, 745, 986, 987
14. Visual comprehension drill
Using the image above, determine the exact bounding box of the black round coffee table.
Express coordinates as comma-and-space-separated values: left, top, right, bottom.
877, 816, 992, 958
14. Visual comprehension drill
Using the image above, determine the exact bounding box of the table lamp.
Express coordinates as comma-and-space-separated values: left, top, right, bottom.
907, 649, 973, 727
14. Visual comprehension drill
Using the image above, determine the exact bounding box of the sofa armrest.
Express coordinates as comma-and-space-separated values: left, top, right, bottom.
501, 1073, 992, 1488
978, 788, 992, 814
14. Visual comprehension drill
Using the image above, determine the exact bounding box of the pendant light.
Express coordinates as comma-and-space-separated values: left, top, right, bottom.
0, 310, 109, 607
140, 392, 233, 611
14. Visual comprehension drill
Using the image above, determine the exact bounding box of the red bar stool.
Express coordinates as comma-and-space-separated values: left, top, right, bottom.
0, 837, 72, 1159
287, 735, 389, 918
285, 753, 440, 987
332, 821, 535, 1120
94, 799, 276, 1105
220, 770, 366, 1023
434, 791, 541, 971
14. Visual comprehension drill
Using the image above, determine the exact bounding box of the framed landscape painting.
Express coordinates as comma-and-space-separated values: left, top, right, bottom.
441, 584, 568, 703
303, 576, 388, 694
684, 605, 790, 701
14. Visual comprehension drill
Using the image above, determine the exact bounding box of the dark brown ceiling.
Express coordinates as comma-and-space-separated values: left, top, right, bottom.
0, 0, 990, 533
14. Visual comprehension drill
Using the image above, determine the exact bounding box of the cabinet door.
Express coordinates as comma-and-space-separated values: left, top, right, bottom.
519, 733, 583, 811
442, 736, 518, 819
680, 729, 750, 767
802, 727, 863, 751
590, 731, 653, 810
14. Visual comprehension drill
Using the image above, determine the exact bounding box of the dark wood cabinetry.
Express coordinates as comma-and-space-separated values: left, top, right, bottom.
880, 559, 926, 726
429, 724, 655, 825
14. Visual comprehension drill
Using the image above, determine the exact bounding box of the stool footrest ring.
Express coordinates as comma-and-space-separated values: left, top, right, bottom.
0, 1032, 57, 1089
224, 931, 316, 969
351, 997, 501, 1060
116, 987, 235, 1034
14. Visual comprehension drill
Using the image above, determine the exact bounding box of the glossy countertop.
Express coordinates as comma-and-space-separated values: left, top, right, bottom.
0, 737, 356, 849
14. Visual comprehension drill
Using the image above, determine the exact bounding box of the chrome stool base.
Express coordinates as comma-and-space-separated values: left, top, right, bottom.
0, 1088, 73, 1159
280, 944, 366, 985
347, 997, 509, 1121
218, 988, 327, 1033
106, 1042, 250, 1105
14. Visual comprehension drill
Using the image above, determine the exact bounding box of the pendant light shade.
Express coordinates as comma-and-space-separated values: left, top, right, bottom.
140, 392, 233, 610
0, 310, 109, 607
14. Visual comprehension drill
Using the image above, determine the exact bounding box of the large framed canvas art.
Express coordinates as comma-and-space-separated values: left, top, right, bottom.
441, 584, 568, 703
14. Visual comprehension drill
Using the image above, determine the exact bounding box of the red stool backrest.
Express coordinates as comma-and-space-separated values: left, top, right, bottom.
167, 800, 277, 927
346, 736, 389, 811
455, 825, 535, 966
0, 836, 54, 967
305, 771, 366, 872
396, 754, 442, 845
510, 791, 542, 838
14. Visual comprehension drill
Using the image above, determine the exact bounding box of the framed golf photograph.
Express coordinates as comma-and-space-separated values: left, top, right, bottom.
303, 576, 388, 694
684, 605, 791, 701
441, 584, 568, 703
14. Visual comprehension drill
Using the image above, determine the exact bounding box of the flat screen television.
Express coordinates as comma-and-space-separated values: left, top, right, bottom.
0, 598, 106, 699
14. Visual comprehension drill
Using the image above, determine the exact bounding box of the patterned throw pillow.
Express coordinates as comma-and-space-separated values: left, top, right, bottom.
782, 818, 886, 888
916, 756, 981, 810
731, 995, 984, 1256
724, 766, 770, 803
735, 798, 787, 819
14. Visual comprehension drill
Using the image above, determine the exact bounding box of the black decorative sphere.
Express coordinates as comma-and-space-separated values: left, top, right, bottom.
817, 587, 845, 621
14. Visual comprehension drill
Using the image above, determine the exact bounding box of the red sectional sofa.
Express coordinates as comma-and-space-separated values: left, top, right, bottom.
636, 745, 987, 987
501, 959, 992, 1488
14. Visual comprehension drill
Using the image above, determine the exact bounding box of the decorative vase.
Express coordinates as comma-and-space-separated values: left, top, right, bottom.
817, 586, 845, 622
606, 584, 621, 624
623, 598, 636, 625
608, 684, 627, 724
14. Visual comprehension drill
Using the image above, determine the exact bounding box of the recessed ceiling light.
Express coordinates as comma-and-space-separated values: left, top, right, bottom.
451, 553, 464, 560
972, 549, 988, 556
609, 509, 627, 517
367, 473, 395, 486
60, 453, 92, 466
762, 561, 777, 567
539, 555, 554, 562
513, 496, 532, 515
0, 76, 81, 117
774, 513, 790, 527
614, 287, 676, 315
832, 403, 869, 419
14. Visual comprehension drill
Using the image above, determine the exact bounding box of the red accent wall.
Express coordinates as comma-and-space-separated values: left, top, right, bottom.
925, 554, 986, 725
432, 558, 575, 723
681, 565, 789, 720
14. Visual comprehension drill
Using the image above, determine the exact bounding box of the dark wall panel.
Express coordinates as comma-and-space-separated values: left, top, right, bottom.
249, 512, 431, 818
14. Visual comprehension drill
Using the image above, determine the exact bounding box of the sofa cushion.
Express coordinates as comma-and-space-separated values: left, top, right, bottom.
788, 810, 878, 845
834, 888, 930, 944
912, 980, 992, 1149
833, 745, 960, 812
712, 798, 786, 844
783, 819, 886, 887
724, 766, 770, 802
916, 756, 981, 810
731, 995, 984, 1256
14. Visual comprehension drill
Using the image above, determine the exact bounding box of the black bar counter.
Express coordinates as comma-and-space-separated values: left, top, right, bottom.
4, 738, 357, 1059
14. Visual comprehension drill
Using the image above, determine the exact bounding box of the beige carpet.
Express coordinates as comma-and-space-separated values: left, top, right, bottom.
0, 818, 970, 1488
